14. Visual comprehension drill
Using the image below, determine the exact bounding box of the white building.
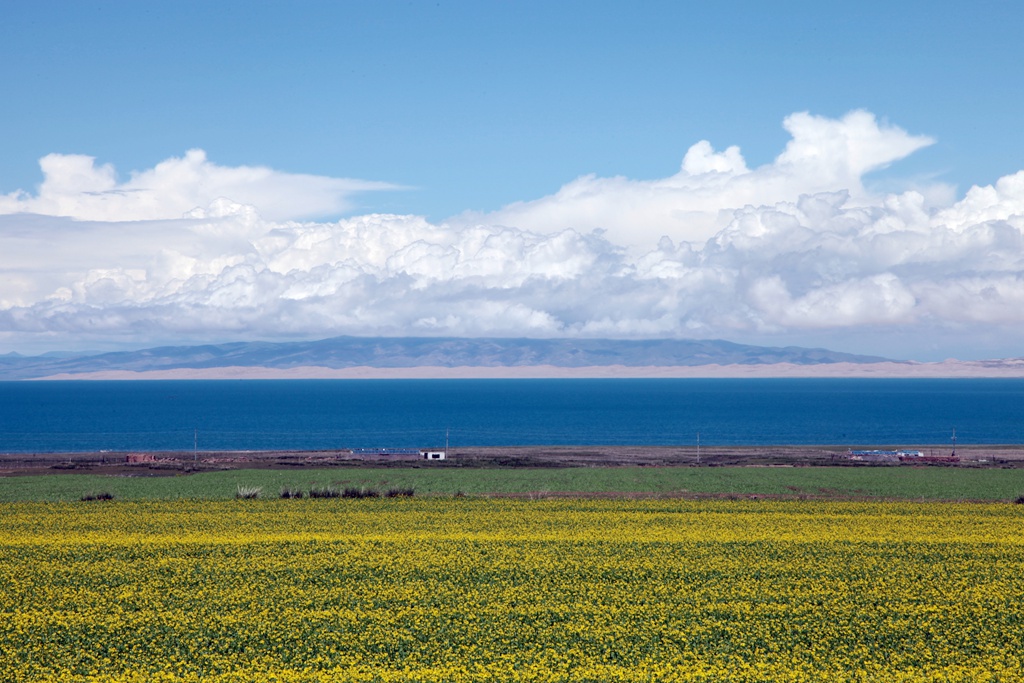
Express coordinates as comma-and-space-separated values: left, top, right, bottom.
420, 449, 446, 461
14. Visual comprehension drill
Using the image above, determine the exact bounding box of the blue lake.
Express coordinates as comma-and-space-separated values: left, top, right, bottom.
1, 378, 1022, 452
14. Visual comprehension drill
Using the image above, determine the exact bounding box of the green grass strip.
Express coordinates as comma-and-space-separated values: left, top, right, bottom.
2, 465, 1024, 502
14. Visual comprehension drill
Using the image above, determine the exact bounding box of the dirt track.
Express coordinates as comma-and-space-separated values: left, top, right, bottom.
2, 444, 1023, 477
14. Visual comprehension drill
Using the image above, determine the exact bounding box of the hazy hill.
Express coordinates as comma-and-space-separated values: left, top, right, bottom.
0, 336, 892, 380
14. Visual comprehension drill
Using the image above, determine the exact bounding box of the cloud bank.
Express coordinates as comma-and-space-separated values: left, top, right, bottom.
0, 149, 397, 222
2, 110, 1023, 360
455, 110, 938, 245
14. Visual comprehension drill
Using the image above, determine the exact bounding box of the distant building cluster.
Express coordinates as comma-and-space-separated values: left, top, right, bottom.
845, 449, 959, 464
349, 448, 447, 461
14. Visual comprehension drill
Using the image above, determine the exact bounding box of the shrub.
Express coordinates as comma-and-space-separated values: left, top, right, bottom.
385, 487, 415, 498
279, 487, 305, 499
235, 485, 262, 500
1014, 494, 1024, 505
80, 491, 115, 501
342, 487, 380, 499
308, 485, 341, 499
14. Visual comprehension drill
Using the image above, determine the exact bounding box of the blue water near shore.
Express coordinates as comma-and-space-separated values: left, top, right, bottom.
1, 378, 1023, 452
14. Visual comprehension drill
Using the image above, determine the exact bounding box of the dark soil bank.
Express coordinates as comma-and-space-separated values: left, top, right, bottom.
2, 444, 1021, 477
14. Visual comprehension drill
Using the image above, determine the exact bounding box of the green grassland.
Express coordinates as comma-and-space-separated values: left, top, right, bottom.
2, 465, 1024, 502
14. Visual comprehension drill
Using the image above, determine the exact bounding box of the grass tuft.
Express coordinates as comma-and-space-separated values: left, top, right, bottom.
279, 487, 305, 499
80, 491, 115, 501
385, 487, 415, 498
235, 485, 262, 499
309, 485, 341, 498
343, 487, 380, 499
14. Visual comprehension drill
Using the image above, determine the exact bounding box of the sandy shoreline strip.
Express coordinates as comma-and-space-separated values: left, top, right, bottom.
31, 360, 1024, 380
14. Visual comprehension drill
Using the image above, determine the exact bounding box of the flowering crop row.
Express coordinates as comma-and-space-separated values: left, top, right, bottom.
1, 499, 1023, 682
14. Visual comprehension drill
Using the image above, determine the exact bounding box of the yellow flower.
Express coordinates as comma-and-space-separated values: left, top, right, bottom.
0, 499, 1022, 681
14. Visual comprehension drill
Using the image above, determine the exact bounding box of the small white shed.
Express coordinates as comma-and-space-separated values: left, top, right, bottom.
420, 449, 446, 461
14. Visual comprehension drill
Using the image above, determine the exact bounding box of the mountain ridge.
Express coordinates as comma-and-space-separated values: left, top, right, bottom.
0, 336, 894, 380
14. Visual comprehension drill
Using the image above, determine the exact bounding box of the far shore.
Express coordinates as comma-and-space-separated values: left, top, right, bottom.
3, 444, 1023, 479
30, 359, 1024, 380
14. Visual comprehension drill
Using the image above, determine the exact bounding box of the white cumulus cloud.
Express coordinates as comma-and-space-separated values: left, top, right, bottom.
454, 110, 935, 247
2, 110, 1024, 360
0, 149, 398, 222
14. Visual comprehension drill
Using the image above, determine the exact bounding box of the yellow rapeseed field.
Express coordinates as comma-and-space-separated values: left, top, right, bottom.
1, 498, 1023, 682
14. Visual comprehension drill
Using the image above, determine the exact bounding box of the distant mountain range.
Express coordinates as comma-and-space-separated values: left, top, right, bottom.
0, 336, 894, 380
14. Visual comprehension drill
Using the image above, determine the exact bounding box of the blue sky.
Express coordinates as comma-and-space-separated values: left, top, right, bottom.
5, 1, 1021, 218
2, 1, 1024, 360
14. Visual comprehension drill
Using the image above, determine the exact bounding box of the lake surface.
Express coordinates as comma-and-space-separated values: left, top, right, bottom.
1, 378, 1023, 452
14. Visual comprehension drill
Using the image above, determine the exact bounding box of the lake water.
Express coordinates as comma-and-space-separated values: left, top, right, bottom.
1, 378, 1023, 452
